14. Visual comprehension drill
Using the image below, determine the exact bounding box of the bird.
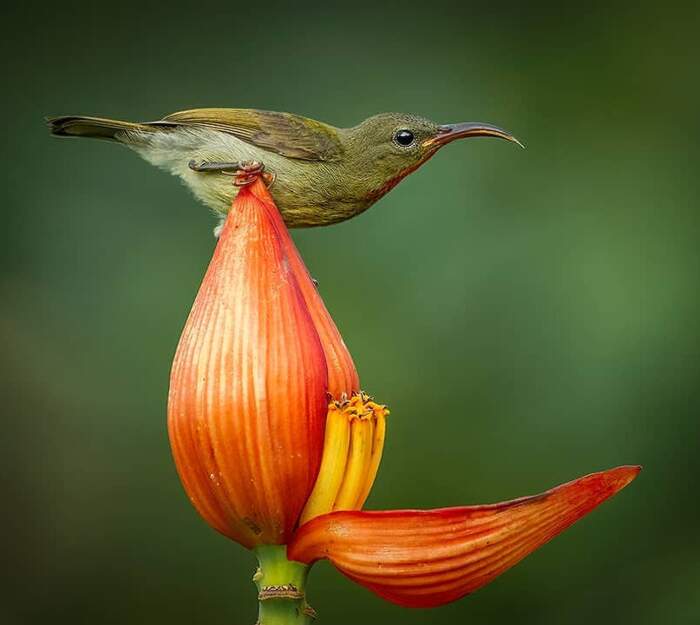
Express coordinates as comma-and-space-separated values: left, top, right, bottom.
48, 109, 521, 231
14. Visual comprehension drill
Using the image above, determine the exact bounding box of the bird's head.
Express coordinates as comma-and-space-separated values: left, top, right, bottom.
342, 112, 522, 201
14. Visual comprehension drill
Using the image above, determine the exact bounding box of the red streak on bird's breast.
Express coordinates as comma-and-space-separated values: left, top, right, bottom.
366, 150, 440, 202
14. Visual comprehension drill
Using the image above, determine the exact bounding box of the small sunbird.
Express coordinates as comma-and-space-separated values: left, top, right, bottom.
48, 108, 521, 229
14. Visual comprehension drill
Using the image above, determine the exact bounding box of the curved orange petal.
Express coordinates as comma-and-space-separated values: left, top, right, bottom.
248, 182, 359, 398
168, 180, 328, 549
288, 466, 640, 607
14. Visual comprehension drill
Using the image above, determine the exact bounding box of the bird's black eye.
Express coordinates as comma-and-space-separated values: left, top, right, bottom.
394, 129, 415, 147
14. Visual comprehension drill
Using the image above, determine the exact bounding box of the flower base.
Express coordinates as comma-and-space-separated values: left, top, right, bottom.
254, 545, 315, 625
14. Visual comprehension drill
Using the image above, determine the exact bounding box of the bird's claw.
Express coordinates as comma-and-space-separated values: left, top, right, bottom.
232, 160, 265, 187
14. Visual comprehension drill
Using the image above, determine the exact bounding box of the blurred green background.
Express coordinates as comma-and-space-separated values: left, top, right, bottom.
2, 1, 699, 623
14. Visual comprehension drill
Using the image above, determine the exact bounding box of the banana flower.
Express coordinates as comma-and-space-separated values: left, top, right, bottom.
167, 179, 639, 624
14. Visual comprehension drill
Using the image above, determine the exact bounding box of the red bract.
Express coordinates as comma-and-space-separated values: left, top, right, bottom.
245, 182, 359, 399
168, 181, 328, 548
289, 466, 640, 607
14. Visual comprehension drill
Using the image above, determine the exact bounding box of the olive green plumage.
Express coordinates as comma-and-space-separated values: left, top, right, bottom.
48, 108, 519, 229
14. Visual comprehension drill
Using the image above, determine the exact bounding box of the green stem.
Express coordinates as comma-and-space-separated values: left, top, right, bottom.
254, 545, 315, 625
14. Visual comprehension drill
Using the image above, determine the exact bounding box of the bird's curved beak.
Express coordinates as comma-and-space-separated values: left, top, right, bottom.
423, 122, 524, 149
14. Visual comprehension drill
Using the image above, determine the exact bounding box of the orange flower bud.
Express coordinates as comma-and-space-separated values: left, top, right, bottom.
168, 180, 328, 548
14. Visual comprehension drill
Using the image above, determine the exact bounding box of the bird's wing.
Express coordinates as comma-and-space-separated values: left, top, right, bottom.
154, 108, 343, 162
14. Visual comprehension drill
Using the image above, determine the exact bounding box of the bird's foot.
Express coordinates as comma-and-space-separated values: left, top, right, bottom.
188, 159, 275, 187
232, 160, 265, 187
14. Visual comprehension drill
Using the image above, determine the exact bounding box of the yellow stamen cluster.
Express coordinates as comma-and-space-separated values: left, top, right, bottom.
299, 392, 389, 525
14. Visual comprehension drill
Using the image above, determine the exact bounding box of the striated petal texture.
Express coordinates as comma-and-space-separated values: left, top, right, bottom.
168, 181, 328, 548
288, 466, 640, 607
248, 182, 359, 398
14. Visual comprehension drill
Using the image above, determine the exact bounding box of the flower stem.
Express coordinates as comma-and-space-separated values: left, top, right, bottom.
254, 545, 315, 625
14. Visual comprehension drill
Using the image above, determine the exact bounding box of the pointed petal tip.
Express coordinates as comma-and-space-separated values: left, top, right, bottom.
577, 464, 641, 497
608, 464, 642, 488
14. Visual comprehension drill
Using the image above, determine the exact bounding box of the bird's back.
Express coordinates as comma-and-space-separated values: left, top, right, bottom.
49, 108, 372, 227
